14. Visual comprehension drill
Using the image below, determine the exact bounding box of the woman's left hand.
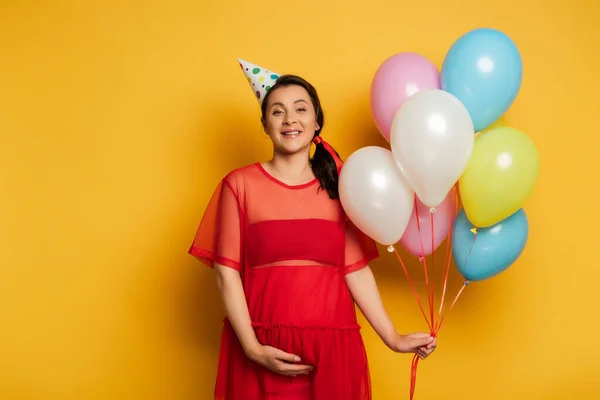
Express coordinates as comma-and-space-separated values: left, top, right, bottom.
389, 332, 437, 359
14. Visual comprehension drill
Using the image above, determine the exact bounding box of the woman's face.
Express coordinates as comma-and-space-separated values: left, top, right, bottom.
263, 85, 319, 155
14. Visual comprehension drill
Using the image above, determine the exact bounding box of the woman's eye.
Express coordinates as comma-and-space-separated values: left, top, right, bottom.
296, 108, 306, 112
272, 110, 283, 115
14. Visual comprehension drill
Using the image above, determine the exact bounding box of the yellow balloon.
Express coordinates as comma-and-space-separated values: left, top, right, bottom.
459, 127, 539, 227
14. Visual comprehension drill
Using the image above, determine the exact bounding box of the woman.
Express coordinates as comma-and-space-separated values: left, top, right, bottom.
189, 74, 437, 399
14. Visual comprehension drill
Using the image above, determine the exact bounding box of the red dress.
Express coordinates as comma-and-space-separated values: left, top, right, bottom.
189, 162, 380, 399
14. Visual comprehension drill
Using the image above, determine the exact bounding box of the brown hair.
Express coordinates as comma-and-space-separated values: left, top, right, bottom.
260, 74, 341, 199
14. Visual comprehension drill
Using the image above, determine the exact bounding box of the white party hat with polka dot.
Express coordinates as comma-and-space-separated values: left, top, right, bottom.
237, 58, 280, 105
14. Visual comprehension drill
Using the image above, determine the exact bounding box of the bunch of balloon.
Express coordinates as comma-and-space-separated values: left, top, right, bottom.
339, 28, 539, 399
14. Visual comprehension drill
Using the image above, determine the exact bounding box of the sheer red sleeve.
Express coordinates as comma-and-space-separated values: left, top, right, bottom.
343, 221, 380, 274
188, 177, 242, 271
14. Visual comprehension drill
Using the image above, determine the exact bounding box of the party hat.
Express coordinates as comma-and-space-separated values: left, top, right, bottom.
237, 58, 280, 104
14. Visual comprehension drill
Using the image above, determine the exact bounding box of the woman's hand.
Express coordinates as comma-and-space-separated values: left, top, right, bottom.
389, 332, 437, 360
248, 345, 314, 376
213, 265, 313, 376
344, 267, 438, 360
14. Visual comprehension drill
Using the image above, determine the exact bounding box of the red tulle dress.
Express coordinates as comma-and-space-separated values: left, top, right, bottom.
189, 162, 380, 400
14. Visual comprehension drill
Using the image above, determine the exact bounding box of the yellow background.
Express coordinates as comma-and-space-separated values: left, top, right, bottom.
1, 1, 599, 399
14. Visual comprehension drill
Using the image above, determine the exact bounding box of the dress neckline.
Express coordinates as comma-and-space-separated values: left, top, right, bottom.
255, 162, 319, 190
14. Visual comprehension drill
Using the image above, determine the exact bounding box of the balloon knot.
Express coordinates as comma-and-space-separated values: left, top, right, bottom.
464, 280, 470, 286
387, 245, 395, 253
429, 207, 436, 214
418, 256, 424, 262
470, 227, 478, 235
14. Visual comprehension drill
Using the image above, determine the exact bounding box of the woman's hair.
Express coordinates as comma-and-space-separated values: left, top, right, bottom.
260, 74, 341, 200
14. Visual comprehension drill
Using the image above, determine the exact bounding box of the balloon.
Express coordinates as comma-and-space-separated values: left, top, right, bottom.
370, 52, 440, 142
390, 89, 474, 209
441, 28, 523, 132
399, 187, 455, 257
459, 127, 539, 227
339, 146, 414, 245
452, 208, 528, 281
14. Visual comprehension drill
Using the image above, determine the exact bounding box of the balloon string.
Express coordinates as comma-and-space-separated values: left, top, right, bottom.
405, 196, 435, 400
413, 196, 434, 328
407, 190, 459, 399
438, 187, 458, 318
436, 281, 468, 334
392, 247, 433, 332
436, 231, 477, 333
410, 353, 420, 400
430, 211, 435, 329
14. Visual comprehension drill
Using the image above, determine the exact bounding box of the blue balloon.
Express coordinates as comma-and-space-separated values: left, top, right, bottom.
441, 28, 523, 132
452, 208, 528, 281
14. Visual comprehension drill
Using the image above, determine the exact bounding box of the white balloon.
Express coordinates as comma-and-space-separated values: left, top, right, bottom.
390, 89, 474, 208
339, 146, 414, 245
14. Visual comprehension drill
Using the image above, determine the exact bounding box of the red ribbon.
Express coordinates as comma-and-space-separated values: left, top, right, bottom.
410, 354, 420, 400
313, 135, 343, 176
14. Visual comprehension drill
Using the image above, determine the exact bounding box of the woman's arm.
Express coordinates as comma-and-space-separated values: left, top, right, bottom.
214, 264, 314, 375
214, 263, 261, 356
345, 266, 437, 359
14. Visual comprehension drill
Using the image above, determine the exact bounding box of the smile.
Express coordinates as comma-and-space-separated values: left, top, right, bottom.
281, 130, 301, 137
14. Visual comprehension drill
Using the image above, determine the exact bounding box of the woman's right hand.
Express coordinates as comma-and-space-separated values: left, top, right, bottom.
213, 266, 313, 377
248, 345, 314, 376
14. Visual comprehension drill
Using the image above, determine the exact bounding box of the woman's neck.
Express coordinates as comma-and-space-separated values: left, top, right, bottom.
264, 151, 315, 186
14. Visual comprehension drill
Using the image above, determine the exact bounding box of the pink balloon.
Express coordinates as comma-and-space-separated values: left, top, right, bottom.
370, 52, 441, 142
399, 188, 455, 257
